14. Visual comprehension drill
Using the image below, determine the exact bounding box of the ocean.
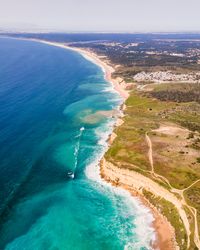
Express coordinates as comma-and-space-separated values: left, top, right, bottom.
0, 37, 155, 250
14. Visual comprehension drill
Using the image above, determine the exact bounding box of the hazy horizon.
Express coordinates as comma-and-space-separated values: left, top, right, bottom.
0, 0, 200, 32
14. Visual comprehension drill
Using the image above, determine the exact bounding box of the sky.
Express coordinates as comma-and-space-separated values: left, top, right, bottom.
0, 0, 200, 32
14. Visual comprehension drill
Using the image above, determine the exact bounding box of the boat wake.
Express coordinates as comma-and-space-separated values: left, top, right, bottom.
69, 127, 85, 179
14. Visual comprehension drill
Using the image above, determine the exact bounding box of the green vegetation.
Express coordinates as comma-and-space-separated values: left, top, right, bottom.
148, 83, 200, 132
143, 189, 188, 250
185, 182, 200, 240
105, 84, 200, 248
106, 90, 200, 189
106, 92, 173, 169
68, 38, 200, 81
7, 33, 200, 249
68, 35, 200, 249
151, 82, 200, 104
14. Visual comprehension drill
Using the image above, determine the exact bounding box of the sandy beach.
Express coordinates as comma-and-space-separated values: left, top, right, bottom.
36, 40, 129, 100
70, 45, 179, 249
100, 158, 182, 250
66, 43, 179, 250
32, 39, 177, 249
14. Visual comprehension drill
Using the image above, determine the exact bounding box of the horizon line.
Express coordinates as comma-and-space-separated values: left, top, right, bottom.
1, 30, 200, 35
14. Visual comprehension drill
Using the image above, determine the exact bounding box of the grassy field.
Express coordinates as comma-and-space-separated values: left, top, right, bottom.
185, 181, 200, 243
151, 82, 200, 104
143, 189, 189, 250
106, 90, 200, 188
105, 83, 200, 249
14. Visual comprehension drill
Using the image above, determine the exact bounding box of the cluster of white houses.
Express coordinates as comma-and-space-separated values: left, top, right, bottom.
133, 71, 200, 83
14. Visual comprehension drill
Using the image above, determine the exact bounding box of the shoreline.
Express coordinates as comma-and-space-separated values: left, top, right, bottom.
62, 43, 177, 249
37, 39, 176, 250
9, 37, 176, 249
100, 158, 178, 250
67, 43, 177, 250
35, 40, 130, 100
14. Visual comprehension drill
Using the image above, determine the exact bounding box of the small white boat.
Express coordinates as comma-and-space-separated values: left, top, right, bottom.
80, 127, 85, 131
67, 171, 74, 179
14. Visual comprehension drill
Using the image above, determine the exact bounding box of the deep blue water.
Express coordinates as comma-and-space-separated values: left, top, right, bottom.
0, 37, 154, 250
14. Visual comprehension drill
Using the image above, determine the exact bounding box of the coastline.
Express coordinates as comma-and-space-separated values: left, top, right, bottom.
35, 40, 129, 100
61, 43, 177, 249
100, 159, 178, 250
0, 36, 161, 250
38, 39, 177, 250
17, 38, 176, 249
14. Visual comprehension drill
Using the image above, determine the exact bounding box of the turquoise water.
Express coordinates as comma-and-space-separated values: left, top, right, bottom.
0, 37, 155, 250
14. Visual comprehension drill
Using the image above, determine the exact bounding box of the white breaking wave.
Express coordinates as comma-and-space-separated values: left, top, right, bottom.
84, 119, 156, 250
43, 38, 157, 249
73, 42, 157, 249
